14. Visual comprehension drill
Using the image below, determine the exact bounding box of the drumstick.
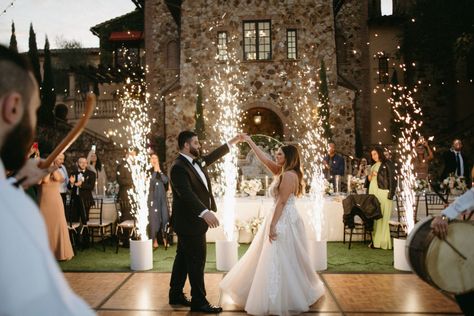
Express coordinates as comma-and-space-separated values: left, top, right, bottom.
38, 93, 96, 169
440, 238, 467, 260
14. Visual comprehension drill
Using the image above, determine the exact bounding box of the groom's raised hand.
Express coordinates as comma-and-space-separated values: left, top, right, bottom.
202, 211, 220, 228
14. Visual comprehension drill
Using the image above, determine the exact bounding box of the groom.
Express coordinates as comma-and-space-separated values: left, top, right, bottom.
169, 131, 242, 313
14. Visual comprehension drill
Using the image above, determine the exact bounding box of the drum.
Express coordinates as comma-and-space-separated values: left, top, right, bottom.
407, 216, 474, 294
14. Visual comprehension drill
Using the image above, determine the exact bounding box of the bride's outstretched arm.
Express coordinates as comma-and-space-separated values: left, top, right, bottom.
243, 134, 280, 175
269, 171, 297, 242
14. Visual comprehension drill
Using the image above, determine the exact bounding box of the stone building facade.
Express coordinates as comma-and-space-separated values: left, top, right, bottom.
146, 0, 357, 165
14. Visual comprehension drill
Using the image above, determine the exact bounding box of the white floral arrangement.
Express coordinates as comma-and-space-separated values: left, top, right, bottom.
324, 179, 334, 195
440, 174, 467, 193
211, 181, 225, 197
236, 216, 264, 235
414, 178, 429, 193
351, 177, 366, 192
105, 181, 119, 196
241, 179, 263, 195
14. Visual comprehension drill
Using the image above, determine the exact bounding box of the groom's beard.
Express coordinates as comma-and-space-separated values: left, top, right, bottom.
190, 146, 200, 158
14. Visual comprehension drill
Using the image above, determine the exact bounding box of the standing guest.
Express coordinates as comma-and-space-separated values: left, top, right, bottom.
24, 142, 40, 203
87, 149, 107, 196
56, 153, 69, 210
413, 137, 434, 180
148, 153, 169, 249
442, 139, 471, 187
368, 146, 396, 249
117, 149, 136, 221
39, 157, 74, 261
68, 157, 96, 223
323, 142, 345, 190
0, 44, 93, 315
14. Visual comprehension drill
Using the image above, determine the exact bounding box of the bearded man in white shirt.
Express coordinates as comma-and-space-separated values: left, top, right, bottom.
0, 45, 94, 315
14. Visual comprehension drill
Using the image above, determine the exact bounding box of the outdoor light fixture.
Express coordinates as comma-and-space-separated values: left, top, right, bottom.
253, 112, 262, 125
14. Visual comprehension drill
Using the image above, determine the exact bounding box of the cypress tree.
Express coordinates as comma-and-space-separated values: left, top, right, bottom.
318, 60, 333, 141
39, 36, 56, 126
28, 23, 42, 85
195, 85, 206, 139
9, 21, 18, 52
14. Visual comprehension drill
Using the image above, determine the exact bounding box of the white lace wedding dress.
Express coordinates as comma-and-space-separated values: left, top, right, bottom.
219, 183, 325, 315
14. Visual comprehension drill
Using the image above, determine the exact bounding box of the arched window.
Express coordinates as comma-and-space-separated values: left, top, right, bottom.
166, 40, 179, 69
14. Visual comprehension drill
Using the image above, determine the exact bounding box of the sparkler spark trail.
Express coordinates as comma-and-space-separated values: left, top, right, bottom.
388, 84, 424, 234
291, 62, 328, 241
107, 51, 152, 240
208, 35, 244, 241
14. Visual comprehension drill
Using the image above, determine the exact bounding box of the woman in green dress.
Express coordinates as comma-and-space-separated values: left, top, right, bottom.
368, 147, 396, 249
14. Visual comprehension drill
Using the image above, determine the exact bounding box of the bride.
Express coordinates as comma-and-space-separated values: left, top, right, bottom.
220, 135, 325, 315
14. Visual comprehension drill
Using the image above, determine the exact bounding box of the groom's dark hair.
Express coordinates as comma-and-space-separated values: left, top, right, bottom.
178, 131, 197, 149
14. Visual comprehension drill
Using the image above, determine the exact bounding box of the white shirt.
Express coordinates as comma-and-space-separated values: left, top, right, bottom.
442, 188, 474, 219
0, 159, 95, 316
180, 153, 210, 217
58, 165, 69, 194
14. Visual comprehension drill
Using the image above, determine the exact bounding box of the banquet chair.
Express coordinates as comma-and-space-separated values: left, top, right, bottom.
65, 197, 81, 254
389, 193, 407, 239
115, 199, 137, 253
343, 214, 372, 249
85, 198, 113, 251
424, 192, 449, 217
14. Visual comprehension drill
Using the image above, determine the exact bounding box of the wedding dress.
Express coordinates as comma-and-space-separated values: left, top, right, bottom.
220, 181, 325, 315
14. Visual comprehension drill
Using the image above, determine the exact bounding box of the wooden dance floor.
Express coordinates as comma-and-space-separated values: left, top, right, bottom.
64, 272, 463, 315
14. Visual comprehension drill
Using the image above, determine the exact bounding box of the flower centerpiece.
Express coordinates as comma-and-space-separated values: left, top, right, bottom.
324, 179, 334, 195
241, 179, 263, 197
351, 177, 366, 194
105, 181, 119, 197
413, 178, 429, 194
440, 174, 467, 195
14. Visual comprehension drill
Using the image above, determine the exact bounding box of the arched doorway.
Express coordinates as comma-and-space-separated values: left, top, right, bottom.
241, 107, 284, 139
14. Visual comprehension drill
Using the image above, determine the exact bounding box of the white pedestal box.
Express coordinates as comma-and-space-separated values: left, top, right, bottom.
309, 239, 327, 271
393, 238, 411, 271
130, 239, 153, 271
216, 240, 238, 271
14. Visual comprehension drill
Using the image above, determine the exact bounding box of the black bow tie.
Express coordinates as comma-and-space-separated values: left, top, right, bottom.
193, 158, 203, 166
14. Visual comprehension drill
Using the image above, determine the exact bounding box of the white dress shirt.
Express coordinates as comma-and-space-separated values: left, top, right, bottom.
442, 188, 474, 219
0, 159, 95, 315
58, 164, 69, 194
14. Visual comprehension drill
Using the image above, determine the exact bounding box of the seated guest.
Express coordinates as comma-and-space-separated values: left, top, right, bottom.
442, 138, 471, 187
39, 156, 74, 261
413, 137, 434, 180
87, 149, 107, 196
68, 157, 96, 223
323, 142, 345, 190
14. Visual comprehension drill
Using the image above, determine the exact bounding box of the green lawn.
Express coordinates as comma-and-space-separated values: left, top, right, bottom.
59, 241, 397, 273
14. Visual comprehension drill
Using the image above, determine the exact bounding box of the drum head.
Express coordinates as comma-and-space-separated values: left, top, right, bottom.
425, 221, 474, 294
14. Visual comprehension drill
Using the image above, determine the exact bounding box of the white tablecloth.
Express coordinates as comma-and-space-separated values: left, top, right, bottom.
207, 195, 345, 242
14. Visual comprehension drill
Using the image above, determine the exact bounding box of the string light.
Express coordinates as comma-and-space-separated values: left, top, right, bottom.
0, 1, 15, 16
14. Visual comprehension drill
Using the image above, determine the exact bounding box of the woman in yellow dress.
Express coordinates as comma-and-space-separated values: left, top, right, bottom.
368, 147, 396, 249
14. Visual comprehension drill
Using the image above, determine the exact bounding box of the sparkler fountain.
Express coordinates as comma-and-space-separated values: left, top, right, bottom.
108, 58, 153, 270
208, 35, 244, 271
291, 62, 329, 271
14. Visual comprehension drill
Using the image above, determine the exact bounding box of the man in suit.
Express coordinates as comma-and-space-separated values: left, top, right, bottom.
68, 157, 96, 223
169, 131, 242, 313
441, 139, 471, 187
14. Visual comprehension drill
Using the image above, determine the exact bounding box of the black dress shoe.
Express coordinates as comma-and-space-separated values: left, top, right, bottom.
169, 294, 192, 307
190, 303, 223, 313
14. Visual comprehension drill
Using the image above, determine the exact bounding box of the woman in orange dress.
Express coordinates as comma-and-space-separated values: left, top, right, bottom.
39, 158, 74, 261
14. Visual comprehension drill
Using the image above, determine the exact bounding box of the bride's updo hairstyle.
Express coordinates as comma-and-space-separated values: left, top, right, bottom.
279, 144, 305, 196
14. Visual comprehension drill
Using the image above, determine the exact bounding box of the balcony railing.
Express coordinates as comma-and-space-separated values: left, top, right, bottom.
73, 99, 121, 119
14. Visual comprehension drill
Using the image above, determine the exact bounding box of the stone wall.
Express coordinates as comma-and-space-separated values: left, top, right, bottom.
334, 0, 371, 152
146, 0, 356, 165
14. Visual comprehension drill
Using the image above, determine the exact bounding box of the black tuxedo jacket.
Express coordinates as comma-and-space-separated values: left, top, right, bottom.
442, 150, 471, 186
170, 144, 229, 235
68, 169, 96, 208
